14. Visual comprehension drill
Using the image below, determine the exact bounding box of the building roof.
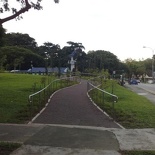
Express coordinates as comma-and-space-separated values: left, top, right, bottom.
28, 67, 69, 73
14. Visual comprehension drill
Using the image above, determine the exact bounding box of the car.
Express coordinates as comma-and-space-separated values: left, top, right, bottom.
10, 70, 20, 73
148, 80, 153, 84
130, 79, 138, 85
136, 79, 140, 83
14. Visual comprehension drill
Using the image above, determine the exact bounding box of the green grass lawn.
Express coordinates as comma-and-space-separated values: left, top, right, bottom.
0, 142, 21, 155
114, 84, 155, 128
0, 73, 55, 123
120, 150, 155, 155
89, 80, 155, 128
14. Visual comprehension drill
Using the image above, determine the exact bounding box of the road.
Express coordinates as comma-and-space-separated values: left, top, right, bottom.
125, 83, 155, 105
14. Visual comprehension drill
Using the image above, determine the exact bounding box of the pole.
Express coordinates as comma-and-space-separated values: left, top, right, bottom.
152, 52, 154, 83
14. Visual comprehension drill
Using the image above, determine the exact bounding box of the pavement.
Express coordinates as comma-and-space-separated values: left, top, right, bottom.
0, 80, 155, 155
0, 124, 154, 155
32, 80, 121, 128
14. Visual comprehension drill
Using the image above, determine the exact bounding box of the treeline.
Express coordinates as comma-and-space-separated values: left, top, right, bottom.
0, 26, 153, 79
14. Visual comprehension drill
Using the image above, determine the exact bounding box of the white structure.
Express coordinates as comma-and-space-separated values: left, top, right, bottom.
69, 49, 77, 72
70, 56, 76, 72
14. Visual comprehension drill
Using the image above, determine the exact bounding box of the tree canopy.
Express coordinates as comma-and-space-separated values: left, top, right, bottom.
0, 0, 59, 25
0, 30, 129, 76
87, 50, 121, 73
0, 46, 44, 70
4, 32, 38, 52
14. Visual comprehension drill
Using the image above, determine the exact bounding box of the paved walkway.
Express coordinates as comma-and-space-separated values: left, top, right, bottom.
0, 124, 154, 155
0, 80, 155, 154
32, 80, 120, 128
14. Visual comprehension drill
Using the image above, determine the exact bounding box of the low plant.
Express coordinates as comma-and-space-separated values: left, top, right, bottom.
120, 150, 155, 155
0, 73, 55, 123
0, 142, 21, 155
89, 79, 155, 128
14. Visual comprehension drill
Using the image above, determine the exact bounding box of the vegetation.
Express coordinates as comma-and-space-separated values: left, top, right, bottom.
87, 50, 121, 74
0, 0, 59, 25
0, 73, 56, 123
0, 6, 154, 127
1, 26, 153, 79
0, 30, 125, 74
0, 46, 44, 70
0, 142, 21, 155
89, 79, 155, 128
120, 150, 155, 155
0, 73, 78, 123
124, 58, 152, 81
0, 1, 154, 80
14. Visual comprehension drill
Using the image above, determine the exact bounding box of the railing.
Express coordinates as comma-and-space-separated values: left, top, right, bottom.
87, 76, 118, 119
28, 76, 80, 120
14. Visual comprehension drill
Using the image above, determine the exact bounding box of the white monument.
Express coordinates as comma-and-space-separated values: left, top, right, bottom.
69, 49, 77, 72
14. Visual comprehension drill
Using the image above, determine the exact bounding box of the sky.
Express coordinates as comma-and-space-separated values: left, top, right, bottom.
2, 0, 155, 61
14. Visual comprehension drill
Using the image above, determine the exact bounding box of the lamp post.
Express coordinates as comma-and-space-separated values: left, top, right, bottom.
143, 46, 155, 83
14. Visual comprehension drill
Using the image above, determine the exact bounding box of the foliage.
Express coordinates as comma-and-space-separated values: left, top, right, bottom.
89, 79, 155, 128
1, 29, 152, 77
61, 41, 86, 71
0, 73, 45, 123
0, 46, 45, 70
4, 32, 38, 52
113, 84, 155, 128
0, 55, 7, 70
0, 29, 126, 74
120, 150, 155, 155
0, 0, 59, 25
0, 26, 6, 47
0, 142, 21, 155
124, 58, 153, 79
0, 73, 78, 123
40, 42, 61, 67
0, 26, 126, 74
87, 50, 122, 74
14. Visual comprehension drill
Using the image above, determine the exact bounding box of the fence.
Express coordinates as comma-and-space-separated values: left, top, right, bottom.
87, 76, 118, 119
28, 76, 80, 120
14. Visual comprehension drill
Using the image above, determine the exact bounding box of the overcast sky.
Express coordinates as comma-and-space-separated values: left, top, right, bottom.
2, 0, 155, 61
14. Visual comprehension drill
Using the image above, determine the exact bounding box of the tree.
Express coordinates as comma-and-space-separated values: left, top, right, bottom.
87, 50, 120, 74
0, 46, 44, 70
39, 42, 61, 67
143, 58, 152, 76
4, 32, 38, 52
65, 41, 86, 72
0, 55, 7, 70
13, 57, 24, 70
67, 41, 85, 50
0, 0, 59, 25
0, 26, 6, 47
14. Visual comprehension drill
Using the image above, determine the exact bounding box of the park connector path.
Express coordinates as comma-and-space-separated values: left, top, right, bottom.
2, 81, 155, 155
32, 80, 120, 128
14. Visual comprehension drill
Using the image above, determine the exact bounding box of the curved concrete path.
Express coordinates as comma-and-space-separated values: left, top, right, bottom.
32, 80, 120, 128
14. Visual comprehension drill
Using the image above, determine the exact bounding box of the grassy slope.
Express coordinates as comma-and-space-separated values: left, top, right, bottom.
114, 84, 155, 128
0, 142, 21, 155
89, 80, 155, 128
120, 150, 155, 155
0, 73, 54, 123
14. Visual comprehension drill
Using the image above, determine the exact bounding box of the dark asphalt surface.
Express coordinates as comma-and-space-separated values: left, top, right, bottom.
33, 80, 120, 128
